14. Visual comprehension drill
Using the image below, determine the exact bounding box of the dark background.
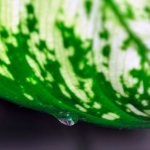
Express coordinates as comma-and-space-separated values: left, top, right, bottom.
0, 99, 150, 150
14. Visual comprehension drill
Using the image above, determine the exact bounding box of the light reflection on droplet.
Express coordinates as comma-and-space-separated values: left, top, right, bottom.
58, 118, 76, 126
57, 112, 78, 126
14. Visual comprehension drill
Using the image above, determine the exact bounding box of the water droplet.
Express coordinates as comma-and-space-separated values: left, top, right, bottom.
58, 118, 76, 126
57, 111, 78, 126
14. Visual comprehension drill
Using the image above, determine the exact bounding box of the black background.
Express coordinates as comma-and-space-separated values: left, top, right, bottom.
0, 99, 150, 150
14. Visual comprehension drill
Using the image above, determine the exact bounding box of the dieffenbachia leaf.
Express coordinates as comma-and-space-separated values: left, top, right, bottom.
0, 0, 150, 128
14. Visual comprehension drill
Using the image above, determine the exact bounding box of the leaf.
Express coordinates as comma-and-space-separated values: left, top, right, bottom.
0, 0, 149, 128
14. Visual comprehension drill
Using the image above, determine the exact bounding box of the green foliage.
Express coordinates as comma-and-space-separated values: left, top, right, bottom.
0, 0, 150, 128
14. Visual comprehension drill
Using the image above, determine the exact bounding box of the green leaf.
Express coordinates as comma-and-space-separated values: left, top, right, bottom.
0, 0, 149, 128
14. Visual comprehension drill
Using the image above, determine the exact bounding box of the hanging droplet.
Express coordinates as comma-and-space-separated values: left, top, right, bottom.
58, 118, 76, 126
57, 111, 78, 126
